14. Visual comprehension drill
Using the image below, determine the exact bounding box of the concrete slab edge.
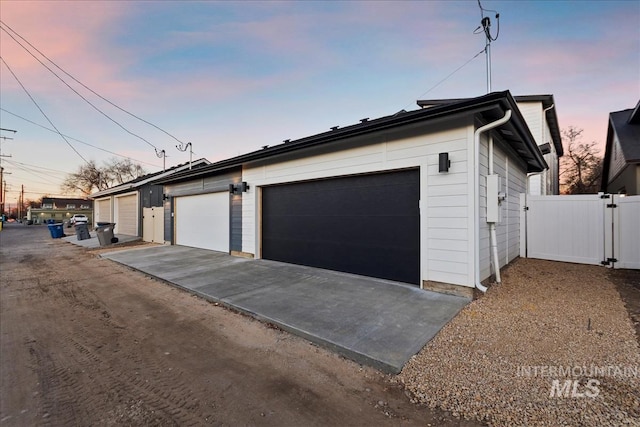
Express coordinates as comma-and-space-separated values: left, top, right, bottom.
101, 256, 405, 374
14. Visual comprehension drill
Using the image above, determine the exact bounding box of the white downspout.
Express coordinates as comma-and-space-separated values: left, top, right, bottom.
474, 109, 512, 293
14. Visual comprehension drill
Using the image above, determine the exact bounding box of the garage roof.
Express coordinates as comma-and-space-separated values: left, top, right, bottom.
159, 90, 547, 184
90, 158, 210, 199
418, 94, 563, 156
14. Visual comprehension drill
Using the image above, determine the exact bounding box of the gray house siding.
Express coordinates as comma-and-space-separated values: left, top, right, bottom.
230, 194, 242, 252
163, 168, 242, 248
141, 184, 164, 208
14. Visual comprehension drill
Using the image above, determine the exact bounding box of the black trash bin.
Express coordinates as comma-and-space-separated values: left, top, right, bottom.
75, 223, 91, 241
95, 223, 116, 246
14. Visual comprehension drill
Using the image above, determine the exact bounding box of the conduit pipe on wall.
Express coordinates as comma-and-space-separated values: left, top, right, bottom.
474, 109, 512, 293
488, 136, 502, 285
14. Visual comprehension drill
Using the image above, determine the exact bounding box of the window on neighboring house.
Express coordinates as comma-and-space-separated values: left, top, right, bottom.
80, 204, 90, 209
42, 204, 53, 209
66, 204, 76, 209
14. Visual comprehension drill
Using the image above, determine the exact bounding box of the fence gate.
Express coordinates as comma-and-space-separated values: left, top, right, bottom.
142, 207, 164, 243
613, 195, 640, 269
520, 194, 639, 269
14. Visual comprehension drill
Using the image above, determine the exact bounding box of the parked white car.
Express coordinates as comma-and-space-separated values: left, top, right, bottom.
70, 214, 88, 225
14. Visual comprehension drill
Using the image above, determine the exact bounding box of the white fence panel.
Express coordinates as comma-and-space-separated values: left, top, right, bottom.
524, 195, 605, 265
615, 195, 640, 269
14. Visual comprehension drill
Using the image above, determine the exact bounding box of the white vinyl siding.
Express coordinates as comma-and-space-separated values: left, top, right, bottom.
114, 193, 138, 235
518, 100, 559, 195
243, 118, 476, 288
478, 136, 528, 281
516, 102, 543, 145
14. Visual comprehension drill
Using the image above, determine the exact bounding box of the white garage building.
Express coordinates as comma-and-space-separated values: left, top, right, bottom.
91, 159, 210, 239
160, 91, 547, 297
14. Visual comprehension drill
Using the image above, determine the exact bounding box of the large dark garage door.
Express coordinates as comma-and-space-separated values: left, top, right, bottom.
262, 169, 420, 285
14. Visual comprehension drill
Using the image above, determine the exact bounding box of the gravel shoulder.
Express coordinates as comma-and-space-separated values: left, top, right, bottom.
609, 268, 640, 346
399, 258, 640, 426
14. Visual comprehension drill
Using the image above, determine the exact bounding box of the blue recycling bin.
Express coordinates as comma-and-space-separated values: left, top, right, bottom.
47, 223, 65, 239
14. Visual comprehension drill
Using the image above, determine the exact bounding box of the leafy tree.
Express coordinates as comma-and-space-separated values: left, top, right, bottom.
61, 158, 146, 196
559, 126, 603, 194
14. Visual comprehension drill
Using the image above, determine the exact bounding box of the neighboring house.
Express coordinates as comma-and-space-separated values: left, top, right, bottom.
600, 100, 640, 195
27, 197, 93, 224
90, 159, 210, 238
158, 91, 547, 297
417, 95, 563, 195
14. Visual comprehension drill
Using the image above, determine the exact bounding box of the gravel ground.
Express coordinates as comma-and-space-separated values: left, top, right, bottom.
398, 258, 640, 426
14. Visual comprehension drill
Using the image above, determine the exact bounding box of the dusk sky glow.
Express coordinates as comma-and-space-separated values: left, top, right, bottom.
0, 0, 638, 202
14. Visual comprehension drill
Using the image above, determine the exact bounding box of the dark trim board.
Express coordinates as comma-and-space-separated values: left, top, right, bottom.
261, 169, 421, 285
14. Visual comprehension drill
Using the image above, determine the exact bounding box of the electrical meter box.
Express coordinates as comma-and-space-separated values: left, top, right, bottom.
486, 174, 501, 223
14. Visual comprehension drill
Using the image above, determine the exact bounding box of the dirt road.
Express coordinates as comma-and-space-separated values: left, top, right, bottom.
0, 224, 478, 426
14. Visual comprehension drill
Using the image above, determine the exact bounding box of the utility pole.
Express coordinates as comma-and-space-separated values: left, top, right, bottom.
475, 2, 500, 94
176, 142, 193, 170
19, 184, 24, 222
0, 168, 11, 218
0, 127, 16, 220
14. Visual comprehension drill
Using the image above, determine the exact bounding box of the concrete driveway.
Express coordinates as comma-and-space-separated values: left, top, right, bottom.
100, 245, 470, 373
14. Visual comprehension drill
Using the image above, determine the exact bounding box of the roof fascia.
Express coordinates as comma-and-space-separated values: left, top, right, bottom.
161, 91, 545, 182
600, 117, 616, 192
89, 158, 211, 198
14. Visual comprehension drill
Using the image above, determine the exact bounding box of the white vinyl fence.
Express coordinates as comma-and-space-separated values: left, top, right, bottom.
613, 195, 640, 269
520, 194, 639, 269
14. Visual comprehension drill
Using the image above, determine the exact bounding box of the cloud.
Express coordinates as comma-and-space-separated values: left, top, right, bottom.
0, 1, 146, 106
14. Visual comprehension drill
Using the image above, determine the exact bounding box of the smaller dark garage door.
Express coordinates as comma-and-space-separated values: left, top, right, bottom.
262, 169, 420, 285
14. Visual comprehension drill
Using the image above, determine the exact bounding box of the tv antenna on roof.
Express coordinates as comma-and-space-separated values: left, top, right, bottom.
474, 0, 500, 93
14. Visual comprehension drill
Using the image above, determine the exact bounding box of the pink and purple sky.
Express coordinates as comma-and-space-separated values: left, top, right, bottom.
0, 0, 638, 202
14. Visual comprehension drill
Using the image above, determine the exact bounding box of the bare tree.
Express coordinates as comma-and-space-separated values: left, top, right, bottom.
560, 126, 603, 194
62, 158, 146, 196
104, 158, 145, 185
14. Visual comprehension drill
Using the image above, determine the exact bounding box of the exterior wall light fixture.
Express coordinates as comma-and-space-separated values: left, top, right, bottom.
439, 152, 451, 173
229, 182, 250, 195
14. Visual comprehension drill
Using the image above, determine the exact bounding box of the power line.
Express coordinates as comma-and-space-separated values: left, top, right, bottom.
0, 24, 160, 151
0, 20, 186, 146
399, 48, 485, 112
2, 161, 67, 191
1, 108, 161, 168
0, 56, 90, 164
3, 158, 69, 177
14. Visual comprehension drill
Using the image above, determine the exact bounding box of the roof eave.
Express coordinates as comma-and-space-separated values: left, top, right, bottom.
89, 158, 211, 198
160, 91, 546, 183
